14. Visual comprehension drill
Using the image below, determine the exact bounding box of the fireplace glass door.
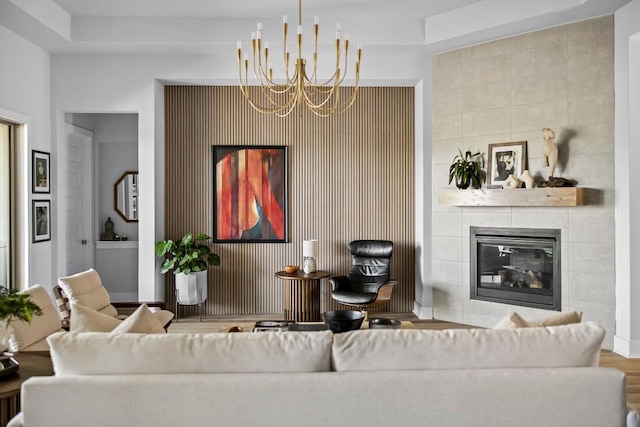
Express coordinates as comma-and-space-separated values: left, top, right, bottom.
471, 227, 561, 311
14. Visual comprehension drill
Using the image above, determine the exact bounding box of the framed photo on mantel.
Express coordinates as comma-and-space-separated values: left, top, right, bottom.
487, 141, 527, 188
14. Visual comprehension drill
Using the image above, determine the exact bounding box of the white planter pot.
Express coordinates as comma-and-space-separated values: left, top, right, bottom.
175, 271, 207, 305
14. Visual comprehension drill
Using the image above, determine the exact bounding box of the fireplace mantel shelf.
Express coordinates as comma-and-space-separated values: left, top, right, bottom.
438, 187, 585, 207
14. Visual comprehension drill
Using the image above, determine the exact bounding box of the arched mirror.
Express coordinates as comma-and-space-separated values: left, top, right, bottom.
114, 171, 138, 222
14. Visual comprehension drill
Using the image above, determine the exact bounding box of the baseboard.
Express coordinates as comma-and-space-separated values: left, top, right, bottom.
413, 301, 433, 319
613, 335, 640, 358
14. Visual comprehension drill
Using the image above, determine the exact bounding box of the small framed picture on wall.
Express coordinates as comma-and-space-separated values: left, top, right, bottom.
33, 200, 51, 243
32, 150, 50, 194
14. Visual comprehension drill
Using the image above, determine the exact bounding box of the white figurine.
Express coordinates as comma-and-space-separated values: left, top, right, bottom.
502, 174, 522, 189
519, 170, 535, 189
541, 127, 558, 177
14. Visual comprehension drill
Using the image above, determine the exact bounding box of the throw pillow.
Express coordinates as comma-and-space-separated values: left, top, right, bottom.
493, 310, 582, 329
152, 310, 175, 328
493, 311, 528, 329
70, 303, 122, 332
110, 304, 166, 334
71, 303, 171, 333
525, 310, 582, 327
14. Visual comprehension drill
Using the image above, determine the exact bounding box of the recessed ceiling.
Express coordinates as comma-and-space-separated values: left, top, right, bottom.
50, 0, 485, 19
0, 0, 632, 55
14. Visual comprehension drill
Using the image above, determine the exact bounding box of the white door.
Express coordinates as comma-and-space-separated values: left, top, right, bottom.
63, 124, 94, 275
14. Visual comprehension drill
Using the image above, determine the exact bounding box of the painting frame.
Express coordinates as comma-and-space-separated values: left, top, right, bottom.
212, 145, 288, 243
32, 200, 51, 243
32, 150, 50, 194
487, 141, 528, 188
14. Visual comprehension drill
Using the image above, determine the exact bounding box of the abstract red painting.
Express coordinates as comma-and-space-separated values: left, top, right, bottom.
213, 146, 287, 242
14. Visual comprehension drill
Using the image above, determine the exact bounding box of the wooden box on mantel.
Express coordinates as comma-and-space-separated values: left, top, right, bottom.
438, 187, 585, 207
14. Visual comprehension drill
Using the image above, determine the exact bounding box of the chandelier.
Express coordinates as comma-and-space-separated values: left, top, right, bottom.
236, 0, 362, 117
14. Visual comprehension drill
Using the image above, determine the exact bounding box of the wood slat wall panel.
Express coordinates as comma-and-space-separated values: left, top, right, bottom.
164, 86, 415, 316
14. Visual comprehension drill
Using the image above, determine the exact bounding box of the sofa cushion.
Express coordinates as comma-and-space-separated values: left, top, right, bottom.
110, 304, 165, 334
8, 285, 64, 351
58, 269, 118, 317
331, 322, 605, 371
47, 330, 333, 375
494, 311, 582, 329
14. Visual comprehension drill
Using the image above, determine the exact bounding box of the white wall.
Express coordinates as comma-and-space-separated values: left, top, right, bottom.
0, 25, 51, 291
614, 0, 640, 357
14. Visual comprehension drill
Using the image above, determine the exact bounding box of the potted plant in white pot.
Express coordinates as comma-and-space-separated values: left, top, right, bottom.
155, 233, 220, 320
448, 148, 485, 189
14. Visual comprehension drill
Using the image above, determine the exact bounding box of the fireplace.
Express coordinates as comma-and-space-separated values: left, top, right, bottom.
470, 227, 561, 311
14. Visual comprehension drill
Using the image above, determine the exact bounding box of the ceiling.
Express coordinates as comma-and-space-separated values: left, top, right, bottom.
0, 0, 632, 55
50, 0, 485, 19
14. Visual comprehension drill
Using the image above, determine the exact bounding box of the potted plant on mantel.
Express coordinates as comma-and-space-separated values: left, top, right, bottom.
155, 233, 220, 307
448, 148, 485, 189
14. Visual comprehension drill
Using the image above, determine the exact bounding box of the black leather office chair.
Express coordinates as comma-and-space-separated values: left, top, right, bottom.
329, 240, 397, 319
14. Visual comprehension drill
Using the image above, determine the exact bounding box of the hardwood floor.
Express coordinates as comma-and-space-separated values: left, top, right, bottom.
168, 312, 640, 412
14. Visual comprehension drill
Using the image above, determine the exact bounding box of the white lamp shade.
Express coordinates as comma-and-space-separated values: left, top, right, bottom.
303, 239, 318, 257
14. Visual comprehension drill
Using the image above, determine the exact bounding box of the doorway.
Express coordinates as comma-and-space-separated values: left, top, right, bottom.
61, 113, 139, 301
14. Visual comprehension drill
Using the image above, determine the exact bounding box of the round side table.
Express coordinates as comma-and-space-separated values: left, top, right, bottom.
275, 270, 330, 322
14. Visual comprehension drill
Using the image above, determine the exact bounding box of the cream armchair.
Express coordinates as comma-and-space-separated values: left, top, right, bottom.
55, 268, 173, 330
7, 285, 65, 352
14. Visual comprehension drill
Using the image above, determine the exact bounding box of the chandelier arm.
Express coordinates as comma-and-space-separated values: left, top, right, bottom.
311, 77, 362, 116
300, 78, 340, 110
244, 51, 298, 112
253, 53, 292, 95
312, 74, 361, 116
320, 44, 360, 88
239, 62, 292, 115
256, 74, 296, 107
242, 85, 298, 115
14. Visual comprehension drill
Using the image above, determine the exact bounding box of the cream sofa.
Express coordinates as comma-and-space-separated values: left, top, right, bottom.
9, 322, 630, 427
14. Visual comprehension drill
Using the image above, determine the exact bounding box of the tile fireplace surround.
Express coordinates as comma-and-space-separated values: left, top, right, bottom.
431, 15, 615, 348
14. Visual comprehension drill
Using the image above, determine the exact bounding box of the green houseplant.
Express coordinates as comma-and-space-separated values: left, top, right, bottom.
0, 287, 42, 328
0, 287, 43, 351
155, 232, 220, 275
448, 148, 485, 189
155, 233, 220, 311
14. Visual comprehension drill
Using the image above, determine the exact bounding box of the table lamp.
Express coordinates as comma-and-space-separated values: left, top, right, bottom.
303, 239, 318, 274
